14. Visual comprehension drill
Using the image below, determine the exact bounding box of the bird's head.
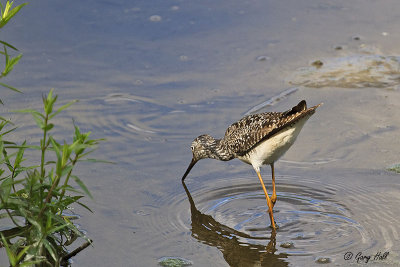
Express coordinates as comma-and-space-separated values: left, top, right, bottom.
181, 134, 216, 181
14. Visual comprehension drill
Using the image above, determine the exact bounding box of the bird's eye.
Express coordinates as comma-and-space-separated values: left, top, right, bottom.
190, 145, 194, 151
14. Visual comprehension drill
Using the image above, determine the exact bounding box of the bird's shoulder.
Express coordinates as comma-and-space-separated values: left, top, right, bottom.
224, 112, 282, 137
223, 112, 285, 155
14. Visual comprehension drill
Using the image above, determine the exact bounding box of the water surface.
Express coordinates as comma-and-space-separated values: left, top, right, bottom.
2, 0, 400, 266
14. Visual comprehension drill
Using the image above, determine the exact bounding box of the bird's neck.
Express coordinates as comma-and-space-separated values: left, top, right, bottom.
204, 138, 234, 161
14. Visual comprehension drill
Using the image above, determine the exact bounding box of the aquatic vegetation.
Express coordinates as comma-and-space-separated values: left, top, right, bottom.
315, 257, 332, 264
0, 1, 27, 101
158, 256, 193, 267
387, 164, 400, 174
288, 55, 400, 88
0, 89, 104, 266
0, 2, 104, 265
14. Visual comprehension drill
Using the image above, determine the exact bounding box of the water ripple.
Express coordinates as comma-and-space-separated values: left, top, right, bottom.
187, 176, 366, 258
129, 168, 400, 265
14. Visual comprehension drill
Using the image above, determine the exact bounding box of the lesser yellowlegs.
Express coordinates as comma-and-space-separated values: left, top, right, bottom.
181, 100, 322, 229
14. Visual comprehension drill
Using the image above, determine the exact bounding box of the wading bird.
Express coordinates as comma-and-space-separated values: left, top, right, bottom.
181, 100, 322, 229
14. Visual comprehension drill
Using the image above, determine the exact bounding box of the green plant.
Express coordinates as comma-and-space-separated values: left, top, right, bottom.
0, 89, 103, 266
0, 1, 27, 101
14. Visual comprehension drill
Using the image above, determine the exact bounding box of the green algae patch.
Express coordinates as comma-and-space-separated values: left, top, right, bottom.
158, 256, 193, 267
388, 164, 400, 173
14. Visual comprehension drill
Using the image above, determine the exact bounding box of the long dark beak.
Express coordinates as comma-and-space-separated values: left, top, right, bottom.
181, 158, 197, 181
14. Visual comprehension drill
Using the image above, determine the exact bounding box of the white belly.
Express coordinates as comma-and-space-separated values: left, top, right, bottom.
237, 116, 309, 171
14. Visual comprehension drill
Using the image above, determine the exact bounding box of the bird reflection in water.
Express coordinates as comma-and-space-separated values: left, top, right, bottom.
182, 181, 289, 267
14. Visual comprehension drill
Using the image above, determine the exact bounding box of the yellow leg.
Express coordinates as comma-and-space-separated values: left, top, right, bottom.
271, 163, 277, 208
256, 170, 276, 229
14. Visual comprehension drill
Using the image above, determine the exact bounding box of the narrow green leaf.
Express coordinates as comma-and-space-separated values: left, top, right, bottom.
0, 40, 18, 50
42, 238, 57, 262
49, 99, 78, 120
74, 121, 81, 136
12, 108, 44, 118
2, 147, 13, 172
45, 89, 56, 114
48, 168, 54, 183
59, 185, 83, 195
1, 233, 17, 265
3, 44, 8, 65
6, 144, 38, 151
49, 136, 61, 161
81, 158, 115, 164
61, 143, 70, 167
6, 197, 28, 208
15, 165, 38, 173
71, 175, 92, 199
16, 245, 30, 263
0, 125, 17, 136
77, 201, 93, 213
2, 53, 22, 76
44, 123, 54, 131
3, 1, 11, 15
0, 177, 12, 202
0, 2, 28, 29
60, 165, 73, 178
47, 222, 68, 235
13, 140, 26, 169
69, 139, 82, 153
31, 112, 45, 129
47, 88, 54, 102
46, 210, 52, 229
23, 210, 42, 232
6, 3, 28, 20
75, 149, 94, 160
49, 136, 62, 175
0, 82, 21, 93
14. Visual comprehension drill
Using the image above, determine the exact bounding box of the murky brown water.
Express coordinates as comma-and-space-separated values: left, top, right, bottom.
3, 0, 400, 266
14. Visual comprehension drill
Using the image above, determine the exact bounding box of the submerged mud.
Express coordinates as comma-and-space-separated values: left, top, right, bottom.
288, 55, 400, 88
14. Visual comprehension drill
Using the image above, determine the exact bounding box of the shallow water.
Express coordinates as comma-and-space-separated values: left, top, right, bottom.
3, 0, 400, 266
288, 55, 400, 88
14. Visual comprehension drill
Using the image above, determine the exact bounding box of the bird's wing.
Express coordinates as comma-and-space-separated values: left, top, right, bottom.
223, 112, 286, 156
223, 100, 320, 156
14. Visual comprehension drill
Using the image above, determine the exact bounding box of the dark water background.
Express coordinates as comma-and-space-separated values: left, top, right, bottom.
2, 0, 400, 266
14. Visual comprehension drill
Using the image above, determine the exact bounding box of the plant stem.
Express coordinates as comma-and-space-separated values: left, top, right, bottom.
39, 154, 78, 218
58, 155, 78, 208
37, 113, 49, 218
37, 174, 60, 219
61, 239, 92, 264
40, 114, 49, 180
11, 168, 16, 192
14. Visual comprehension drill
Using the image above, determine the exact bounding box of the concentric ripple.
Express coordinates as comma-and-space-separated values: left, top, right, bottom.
144, 169, 400, 266
188, 176, 366, 255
